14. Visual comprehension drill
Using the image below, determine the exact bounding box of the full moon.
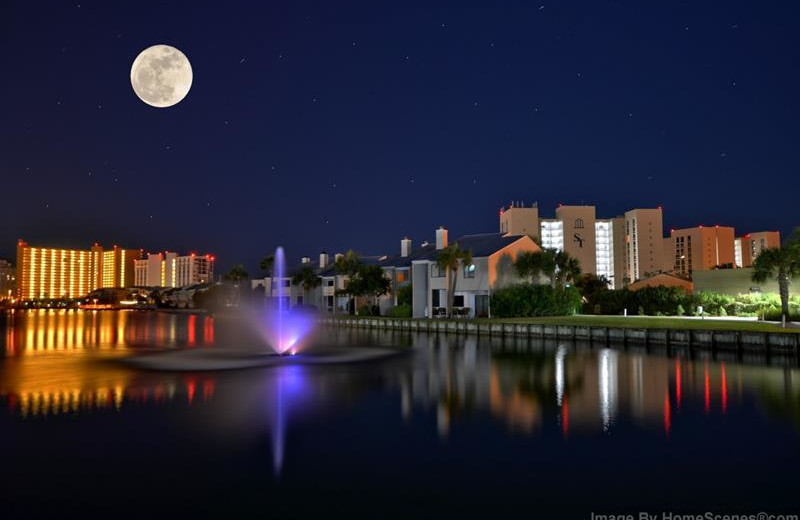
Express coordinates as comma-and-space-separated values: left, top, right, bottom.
130, 44, 193, 108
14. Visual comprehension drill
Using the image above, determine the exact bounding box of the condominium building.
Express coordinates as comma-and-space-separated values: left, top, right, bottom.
624, 208, 665, 283
665, 226, 735, 275
15, 240, 142, 299
735, 231, 781, 268
134, 252, 215, 287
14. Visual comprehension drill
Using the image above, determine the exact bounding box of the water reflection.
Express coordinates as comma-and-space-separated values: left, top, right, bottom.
1, 312, 799, 458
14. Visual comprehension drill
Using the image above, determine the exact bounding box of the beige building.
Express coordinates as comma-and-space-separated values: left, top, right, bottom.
735, 231, 780, 268
624, 208, 665, 283
555, 205, 597, 276
499, 202, 540, 239
666, 226, 735, 275
134, 252, 215, 288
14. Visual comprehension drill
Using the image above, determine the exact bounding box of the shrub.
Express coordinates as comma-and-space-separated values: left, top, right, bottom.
676, 304, 685, 316
388, 304, 412, 318
490, 284, 581, 318
396, 285, 413, 306
358, 304, 378, 316
762, 309, 800, 321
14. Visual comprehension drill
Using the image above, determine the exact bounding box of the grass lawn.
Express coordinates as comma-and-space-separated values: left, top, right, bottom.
478, 315, 800, 333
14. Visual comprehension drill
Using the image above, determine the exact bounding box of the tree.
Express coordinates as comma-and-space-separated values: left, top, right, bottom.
259, 256, 274, 276
514, 248, 581, 289
436, 243, 473, 318
574, 273, 611, 302
350, 265, 392, 313
751, 229, 800, 324
259, 256, 275, 298
223, 264, 250, 286
555, 251, 582, 288
334, 250, 363, 314
291, 265, 321, 307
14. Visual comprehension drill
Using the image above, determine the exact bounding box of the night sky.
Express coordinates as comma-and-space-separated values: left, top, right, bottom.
2, 1, 798, 273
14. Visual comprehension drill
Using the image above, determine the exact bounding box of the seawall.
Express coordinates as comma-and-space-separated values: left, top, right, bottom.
319, 317, 800, 355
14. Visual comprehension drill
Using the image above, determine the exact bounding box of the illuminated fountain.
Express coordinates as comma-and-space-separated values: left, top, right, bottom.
262, 247, 315, 355
122, 246, 400, 371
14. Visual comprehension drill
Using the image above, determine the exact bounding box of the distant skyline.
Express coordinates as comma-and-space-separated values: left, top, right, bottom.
2, 1, 798, 272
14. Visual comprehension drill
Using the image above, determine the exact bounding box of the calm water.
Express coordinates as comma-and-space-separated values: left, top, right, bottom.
1, 310, 798, 518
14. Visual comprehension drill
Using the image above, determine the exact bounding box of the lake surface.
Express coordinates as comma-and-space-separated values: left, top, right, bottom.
1, 310, 798, 518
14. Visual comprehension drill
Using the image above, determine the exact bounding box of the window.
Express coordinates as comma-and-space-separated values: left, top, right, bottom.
396, 270, 408, 283
453, 295, 465, 307
463, 263, 476, 278
432, 289, 441, 307
431, 264, 445, 278
326, 279, 334, 287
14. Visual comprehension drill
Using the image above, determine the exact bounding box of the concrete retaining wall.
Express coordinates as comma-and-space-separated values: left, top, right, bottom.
319, 317, 800, 355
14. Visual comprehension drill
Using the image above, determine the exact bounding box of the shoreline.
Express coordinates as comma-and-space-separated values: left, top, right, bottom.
321, 315, 800, 353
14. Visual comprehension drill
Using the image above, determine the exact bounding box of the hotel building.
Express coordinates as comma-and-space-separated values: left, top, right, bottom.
735, 231, 781, 268
15, 240, 142, 300
134, 252, 215, 287
665, 226, 736, 275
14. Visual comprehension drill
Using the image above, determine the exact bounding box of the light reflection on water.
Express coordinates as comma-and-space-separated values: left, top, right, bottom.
2, 310, 800, 515
1, 310, 798, 435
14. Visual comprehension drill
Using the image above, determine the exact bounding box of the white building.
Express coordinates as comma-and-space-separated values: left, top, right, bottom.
411, 227, 540, 318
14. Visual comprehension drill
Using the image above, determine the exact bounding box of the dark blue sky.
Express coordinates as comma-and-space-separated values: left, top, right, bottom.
1, 1, 798, 273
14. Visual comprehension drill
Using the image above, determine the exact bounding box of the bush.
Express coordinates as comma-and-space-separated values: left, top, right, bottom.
676, 304, 685, 316
396, 285, 413, 306
388, 304, 412, 318
490, 284, 581, 318
357, 304, 379, 316
762, 309, 800, 321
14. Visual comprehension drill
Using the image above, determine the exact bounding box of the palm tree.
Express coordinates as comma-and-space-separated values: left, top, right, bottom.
751, 230, 800, 325
555, 251, 582, 288
291, 265, 321, 307
436, 243, 472, 318
514, 248, 581, 289
223, 264, 250, 286
259, 255, 275, 298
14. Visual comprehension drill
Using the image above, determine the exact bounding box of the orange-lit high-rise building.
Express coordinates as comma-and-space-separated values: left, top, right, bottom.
735, 231, 781, 268
15, 240, 142, 300
664, 226, 736, 275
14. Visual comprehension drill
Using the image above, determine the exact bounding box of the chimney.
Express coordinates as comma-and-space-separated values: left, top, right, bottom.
319, 251, 329, 269
301, 256, 311, 264
435, 226, 448, 250
401, 237, 412, 257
